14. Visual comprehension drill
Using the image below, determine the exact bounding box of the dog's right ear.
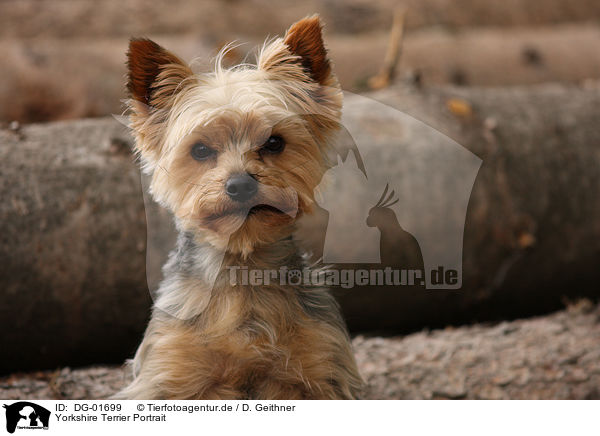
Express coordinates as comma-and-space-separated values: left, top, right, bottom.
126, 39, 196, 170
127, 38, 195, 115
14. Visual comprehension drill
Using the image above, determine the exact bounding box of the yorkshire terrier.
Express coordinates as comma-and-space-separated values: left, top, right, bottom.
116, 15, 363, 399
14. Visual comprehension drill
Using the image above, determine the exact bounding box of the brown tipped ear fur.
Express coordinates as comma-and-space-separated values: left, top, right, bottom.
127, 38, 194, 108
283, 15, 332, 86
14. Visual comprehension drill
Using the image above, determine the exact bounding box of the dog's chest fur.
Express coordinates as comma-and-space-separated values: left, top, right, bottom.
120, 231, 361, 399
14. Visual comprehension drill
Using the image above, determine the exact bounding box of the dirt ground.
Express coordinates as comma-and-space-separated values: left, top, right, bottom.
2, 300, 598, 400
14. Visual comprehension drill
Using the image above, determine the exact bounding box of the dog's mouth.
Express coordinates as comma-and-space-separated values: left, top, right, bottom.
199, 185, 300, 229
206, 203, 296, 222
247, 204, 289, 216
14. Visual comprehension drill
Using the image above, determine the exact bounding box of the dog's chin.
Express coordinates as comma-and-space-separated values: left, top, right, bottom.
197, 204, 296, 256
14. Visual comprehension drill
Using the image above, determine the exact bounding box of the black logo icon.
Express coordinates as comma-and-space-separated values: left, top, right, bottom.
3, 402, 50, 434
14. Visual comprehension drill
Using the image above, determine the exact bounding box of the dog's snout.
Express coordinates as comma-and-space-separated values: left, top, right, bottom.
225, 173, 258, 202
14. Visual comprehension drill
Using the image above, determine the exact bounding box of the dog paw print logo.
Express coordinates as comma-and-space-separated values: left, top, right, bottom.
3, 402, 50, 434
287, 269, 302, 285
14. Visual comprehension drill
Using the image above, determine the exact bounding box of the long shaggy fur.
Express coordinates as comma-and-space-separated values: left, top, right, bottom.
116, 15, 363, 400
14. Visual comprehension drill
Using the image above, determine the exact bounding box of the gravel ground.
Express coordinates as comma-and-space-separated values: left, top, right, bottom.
2, 301, 599, 400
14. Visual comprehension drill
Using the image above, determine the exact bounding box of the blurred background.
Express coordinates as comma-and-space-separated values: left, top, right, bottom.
2, 0, 600, 123
1, 0, 600, 399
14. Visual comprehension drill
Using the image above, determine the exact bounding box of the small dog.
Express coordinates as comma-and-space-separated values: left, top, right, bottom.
116, 15, 363, 399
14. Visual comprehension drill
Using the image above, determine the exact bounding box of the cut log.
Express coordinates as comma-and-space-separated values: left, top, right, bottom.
0, 119, 152, 374
3, 25, 600, 123
321, 83, 600, 331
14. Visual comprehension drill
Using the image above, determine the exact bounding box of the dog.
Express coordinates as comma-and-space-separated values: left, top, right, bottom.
115, 15, 363, 399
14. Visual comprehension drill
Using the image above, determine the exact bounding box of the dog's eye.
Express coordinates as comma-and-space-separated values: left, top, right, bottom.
261, 135, 285, 154
190, 143, 216, 161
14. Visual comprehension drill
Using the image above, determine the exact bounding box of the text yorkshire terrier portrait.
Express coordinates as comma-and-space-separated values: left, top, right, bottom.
2, 1, 600, 433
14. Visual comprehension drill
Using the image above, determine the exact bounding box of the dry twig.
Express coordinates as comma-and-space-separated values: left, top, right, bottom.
368, 6, 407, 89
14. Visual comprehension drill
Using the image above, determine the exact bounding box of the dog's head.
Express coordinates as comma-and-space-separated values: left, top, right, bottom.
126, 16, 341, 256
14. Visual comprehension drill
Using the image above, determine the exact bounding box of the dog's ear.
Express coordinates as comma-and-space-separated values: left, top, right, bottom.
259, 16, 342, 140
127, 38, 195, 113
259, 15, 336, 87
283, 15, 332, 86
126, 39, 196, 171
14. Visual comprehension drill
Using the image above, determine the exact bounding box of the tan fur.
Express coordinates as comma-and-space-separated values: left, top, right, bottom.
119, 269, 361, 399
116, 16, 363, 400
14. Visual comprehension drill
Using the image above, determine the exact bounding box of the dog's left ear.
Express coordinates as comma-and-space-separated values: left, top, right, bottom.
283, 15, 332, 86
259, 15, 337, 87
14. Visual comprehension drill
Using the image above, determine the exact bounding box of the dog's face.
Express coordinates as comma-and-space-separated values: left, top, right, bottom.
126, 16, 342, 256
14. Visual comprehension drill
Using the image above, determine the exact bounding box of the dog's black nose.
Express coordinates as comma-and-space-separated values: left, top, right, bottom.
225, 173, 258, 202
